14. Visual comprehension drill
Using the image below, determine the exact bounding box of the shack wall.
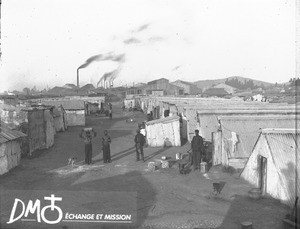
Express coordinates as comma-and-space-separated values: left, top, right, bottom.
27, 110, 46, 155
65, 110, 85, 126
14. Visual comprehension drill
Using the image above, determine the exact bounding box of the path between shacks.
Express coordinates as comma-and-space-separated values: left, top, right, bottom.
0, 102, 289, 229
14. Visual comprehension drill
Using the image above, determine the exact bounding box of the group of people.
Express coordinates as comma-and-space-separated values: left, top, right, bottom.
79, 117, 205, 171
79, 127, 147, 165
79, 129, 112, 164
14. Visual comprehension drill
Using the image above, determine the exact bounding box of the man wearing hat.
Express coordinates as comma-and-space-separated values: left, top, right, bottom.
134, 129, 146, 162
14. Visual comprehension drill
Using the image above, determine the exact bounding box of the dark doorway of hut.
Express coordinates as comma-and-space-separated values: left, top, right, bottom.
258, 155, 267, 194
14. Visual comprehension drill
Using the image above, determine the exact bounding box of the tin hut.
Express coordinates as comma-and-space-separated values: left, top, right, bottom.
0, 122, 26, 175
145, 116, 181, 147
51, 105, 67, 132
41, 100, 85, 126
212, 115, 299, 169
0, 105, 55, 156
240, 129, 300, 207
44, 109, 56, 149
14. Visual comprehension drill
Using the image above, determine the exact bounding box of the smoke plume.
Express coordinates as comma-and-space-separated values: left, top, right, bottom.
77, 52, 125, 70
97, 67, 122, 88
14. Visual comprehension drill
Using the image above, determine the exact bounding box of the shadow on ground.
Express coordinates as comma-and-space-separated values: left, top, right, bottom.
217, 195, 289, 229
144, 147, 171, 162
71, 170, 156, 229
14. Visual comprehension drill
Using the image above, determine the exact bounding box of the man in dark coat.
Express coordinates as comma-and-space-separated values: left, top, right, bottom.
79, 129, 97, 165
102, 130, 112, 163
134, 129, 146, 162
191, 129, 205, 170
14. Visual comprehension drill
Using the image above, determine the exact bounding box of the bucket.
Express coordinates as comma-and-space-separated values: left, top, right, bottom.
148, 162, 156, 171
176, 153, 182, 160
241, 221, 252, 229
200, 162, 207, 173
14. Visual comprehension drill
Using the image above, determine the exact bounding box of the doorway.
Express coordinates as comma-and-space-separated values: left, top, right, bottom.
258, 155, 267, 194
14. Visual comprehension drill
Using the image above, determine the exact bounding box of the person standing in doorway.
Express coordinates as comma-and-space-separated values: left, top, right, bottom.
79, 128, 97, 165
134, 129, 146, 162
102, 130, 112, 163
191, 129, 205, 171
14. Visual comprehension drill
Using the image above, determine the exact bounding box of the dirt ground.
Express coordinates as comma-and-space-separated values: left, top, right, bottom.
0, 102, 290, 229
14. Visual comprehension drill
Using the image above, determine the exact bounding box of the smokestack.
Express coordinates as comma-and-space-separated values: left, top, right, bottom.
77, 69, 79, 87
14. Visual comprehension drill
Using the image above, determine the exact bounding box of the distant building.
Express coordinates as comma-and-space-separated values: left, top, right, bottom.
148, 90, 164, 96
171, 80, 201, 95
142, 78, 184, 96
212, 83, 236, 94
125, 87, 143, 97
63, 84, 77, 89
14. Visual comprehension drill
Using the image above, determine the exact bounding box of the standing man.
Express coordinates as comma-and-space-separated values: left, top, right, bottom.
102, 130, 112, 163
134, 129, 146, 162
109, 108, 112, 119
79, 128, 97, 165
191, 129, 205, 171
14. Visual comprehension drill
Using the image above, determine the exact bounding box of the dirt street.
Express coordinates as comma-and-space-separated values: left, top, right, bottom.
0, 102, 290, 229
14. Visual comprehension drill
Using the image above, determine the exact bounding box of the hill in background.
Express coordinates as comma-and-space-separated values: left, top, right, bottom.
194, 76, 274, 90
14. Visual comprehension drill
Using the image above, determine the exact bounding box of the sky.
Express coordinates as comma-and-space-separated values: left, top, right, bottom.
0, 0, 296, 92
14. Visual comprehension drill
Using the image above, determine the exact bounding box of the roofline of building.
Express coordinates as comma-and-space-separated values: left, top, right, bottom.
219, 115, 300, 121
262, 128, 300, 134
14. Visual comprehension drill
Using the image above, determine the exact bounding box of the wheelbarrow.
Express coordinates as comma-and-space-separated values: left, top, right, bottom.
178, 149, 192, 175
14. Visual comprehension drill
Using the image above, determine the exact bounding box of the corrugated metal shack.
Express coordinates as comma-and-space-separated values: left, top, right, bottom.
51, 105, 67, 132
212, 115, 300, 168
41, 99, 86, 126
133, 97, 300, 167
240, 129, 300, 207
0, 104, 56, 156
146, 116, 181, 147
0, 122, 26, 175
24, 107, 55, 155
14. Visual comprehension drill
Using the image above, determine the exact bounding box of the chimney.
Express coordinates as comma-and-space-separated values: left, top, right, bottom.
77, 69, 79, 87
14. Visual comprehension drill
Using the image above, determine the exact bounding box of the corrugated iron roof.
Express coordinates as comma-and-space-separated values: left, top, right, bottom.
146, 115, 179, 125
264, 130, 300, 207
41, 100, 85, 110
0, 121, 27, 143
220, 116, 300, 158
